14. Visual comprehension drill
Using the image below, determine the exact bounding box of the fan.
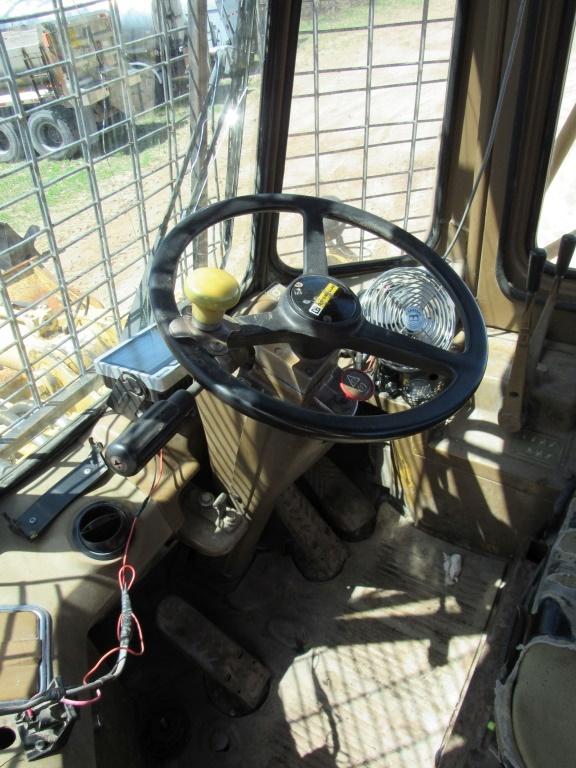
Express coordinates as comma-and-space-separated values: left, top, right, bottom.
359, 266, 456, 373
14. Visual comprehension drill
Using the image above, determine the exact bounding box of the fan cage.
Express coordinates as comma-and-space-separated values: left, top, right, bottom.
359, 267, 456, 372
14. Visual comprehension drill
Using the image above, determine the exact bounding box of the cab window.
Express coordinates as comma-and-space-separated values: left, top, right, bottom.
278, 0, 458, 268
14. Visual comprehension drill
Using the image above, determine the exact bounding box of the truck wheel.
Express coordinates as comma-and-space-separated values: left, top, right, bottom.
28, 107, 78, 159
0, 122, 24, 163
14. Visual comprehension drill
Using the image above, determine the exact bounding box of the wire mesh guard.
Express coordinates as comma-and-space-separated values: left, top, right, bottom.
360, 266, 456, 373
0, 0, 458, 475
0, 0, 260, 475
280, 0, 457, 267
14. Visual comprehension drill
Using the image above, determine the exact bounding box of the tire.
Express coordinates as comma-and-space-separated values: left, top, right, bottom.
28, 107, 78, 160
0, 121, 24, 163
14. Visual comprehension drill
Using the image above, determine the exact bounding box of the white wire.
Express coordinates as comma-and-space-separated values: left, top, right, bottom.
443, 0, 529, 260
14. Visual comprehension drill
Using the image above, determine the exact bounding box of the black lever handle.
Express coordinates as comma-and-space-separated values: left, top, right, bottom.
556, 233, 576, 278
526, 248, 547, 294
105, 387, 199, 477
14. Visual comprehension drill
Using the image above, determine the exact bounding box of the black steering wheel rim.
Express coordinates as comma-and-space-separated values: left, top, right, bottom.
149, 193, 487, 442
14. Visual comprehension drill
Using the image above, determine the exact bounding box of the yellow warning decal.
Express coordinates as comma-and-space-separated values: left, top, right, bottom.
309, 282, 339, 316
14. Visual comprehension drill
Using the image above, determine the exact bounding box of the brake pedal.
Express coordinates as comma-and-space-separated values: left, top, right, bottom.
302, 456, 376, 540
276, 484, 348, 581
156, 595, 270, 714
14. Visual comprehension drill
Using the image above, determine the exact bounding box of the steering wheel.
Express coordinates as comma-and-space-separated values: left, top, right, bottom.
149, 193, 487, 442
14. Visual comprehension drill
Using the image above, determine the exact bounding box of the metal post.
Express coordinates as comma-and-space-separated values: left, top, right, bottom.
312, 0, 320, 197
403, 0, 429, 232
53, 0, 123, 339
360, 0, 375, 260
109, 0, 152, 269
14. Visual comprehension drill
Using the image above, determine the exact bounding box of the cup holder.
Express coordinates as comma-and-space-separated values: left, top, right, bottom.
73, 502, 132, 560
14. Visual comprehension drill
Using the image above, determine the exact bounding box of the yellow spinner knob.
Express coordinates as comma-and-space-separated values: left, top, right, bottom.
184, 267, 241, 326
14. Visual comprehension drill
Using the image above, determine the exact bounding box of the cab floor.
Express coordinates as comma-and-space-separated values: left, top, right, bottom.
94, 504, 506, 768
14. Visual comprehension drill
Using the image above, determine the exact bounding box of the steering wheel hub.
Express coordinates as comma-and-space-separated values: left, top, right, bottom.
287, 275, 360, 325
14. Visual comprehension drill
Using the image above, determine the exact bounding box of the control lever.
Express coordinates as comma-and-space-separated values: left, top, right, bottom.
105, 384, 200, 476
525, 233, 576, 395
498, 248, 546, 432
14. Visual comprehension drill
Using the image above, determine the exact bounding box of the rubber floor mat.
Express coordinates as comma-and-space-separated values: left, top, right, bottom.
134, 505, 506, 768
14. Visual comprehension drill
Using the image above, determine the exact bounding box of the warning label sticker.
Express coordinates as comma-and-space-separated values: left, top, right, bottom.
308, 282, 339, 316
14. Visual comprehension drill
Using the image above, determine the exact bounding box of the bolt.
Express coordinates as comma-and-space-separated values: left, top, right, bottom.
28, 516, 37, 525
209, 730, 231, 753
83, 467, 92, 475
207, 340, 226, 354
34, 740, 48, 752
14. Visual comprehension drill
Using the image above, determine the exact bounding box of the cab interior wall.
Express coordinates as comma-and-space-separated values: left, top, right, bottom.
1, 1, 575, 767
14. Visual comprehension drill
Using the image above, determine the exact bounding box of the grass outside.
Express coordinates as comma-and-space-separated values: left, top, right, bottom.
0, 0, 454, 234
299, 0, 453, 32
0, 103, 192, 232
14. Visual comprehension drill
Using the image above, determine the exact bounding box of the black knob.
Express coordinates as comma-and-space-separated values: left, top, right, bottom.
105, 388, 197, 476
556, 233, 576, 278
527, 248, 546, 294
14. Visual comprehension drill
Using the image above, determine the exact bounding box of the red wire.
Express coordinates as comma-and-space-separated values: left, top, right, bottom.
67, 451, 164, 708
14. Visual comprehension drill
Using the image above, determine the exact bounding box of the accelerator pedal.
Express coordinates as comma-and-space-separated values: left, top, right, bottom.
157, 595, 270, 715
276, 485, 348, 581
301, 456, 376, 541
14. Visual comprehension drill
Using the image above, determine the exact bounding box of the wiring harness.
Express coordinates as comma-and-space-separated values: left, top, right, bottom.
0, 452, 163, 719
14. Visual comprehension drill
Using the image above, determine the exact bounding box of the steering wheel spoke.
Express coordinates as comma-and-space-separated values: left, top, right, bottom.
169, 315, 197, 340
303, 210, 328, 276
347, 320, 463, 376
228, 311, 295, 348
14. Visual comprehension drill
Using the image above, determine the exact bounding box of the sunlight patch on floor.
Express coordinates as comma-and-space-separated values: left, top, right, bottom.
271, 513, 504, 767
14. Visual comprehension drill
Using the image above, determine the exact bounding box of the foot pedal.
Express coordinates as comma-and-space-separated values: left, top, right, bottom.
276, 485, 347, 581
156, 595, 270, 714
302, 456, 376, 541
